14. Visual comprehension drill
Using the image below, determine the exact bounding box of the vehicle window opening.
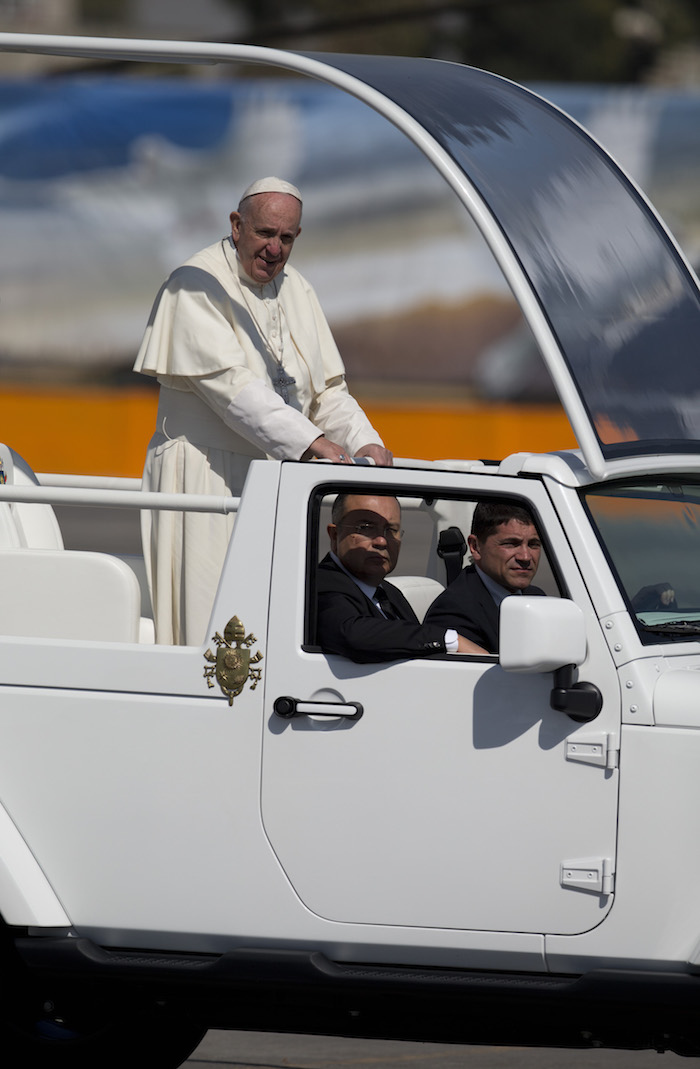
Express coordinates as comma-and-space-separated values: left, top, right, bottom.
306, 485, 561, 657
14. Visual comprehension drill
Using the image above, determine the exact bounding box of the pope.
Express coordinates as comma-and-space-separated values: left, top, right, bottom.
134, 176, 391, 645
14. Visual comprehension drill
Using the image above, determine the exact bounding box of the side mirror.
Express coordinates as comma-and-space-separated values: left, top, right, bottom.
499, 597, 602, 722
499, 596, 587, 673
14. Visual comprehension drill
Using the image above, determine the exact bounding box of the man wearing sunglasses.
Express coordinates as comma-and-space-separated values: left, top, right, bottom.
317, 493, 485, 662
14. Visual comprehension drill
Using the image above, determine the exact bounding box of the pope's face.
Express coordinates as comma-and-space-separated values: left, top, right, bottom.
230, 192, 301, 285
329, 495, 402, 586
468, 519, 541, 592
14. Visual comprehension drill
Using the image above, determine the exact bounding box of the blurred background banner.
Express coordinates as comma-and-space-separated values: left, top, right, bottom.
1, 0, 700, 472
2, 75, 700, 395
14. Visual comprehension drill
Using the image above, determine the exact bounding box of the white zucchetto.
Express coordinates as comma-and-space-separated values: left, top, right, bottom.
239, 176, 302, 205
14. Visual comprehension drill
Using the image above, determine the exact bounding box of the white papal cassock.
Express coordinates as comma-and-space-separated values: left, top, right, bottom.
134, 236, 384, 646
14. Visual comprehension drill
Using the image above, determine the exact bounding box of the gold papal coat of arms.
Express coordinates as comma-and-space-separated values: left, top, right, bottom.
203, 616, 263, 705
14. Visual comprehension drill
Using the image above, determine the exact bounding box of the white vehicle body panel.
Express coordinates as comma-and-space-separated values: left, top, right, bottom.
0, 803, 69, 927
547, 724, 700, 973
262, 464, 619, 938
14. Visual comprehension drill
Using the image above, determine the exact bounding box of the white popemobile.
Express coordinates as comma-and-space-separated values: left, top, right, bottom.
2, 30, 700, 1069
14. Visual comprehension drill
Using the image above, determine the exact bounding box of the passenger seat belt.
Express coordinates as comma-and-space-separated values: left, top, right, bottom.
437, 526, 467, 586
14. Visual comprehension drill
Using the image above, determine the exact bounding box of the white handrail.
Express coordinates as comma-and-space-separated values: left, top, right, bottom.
0, 485, 239, 513
37, 473, 143, 491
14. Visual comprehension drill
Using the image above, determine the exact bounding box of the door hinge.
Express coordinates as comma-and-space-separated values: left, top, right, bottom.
565, 732, 619, 770
561, 857, 615, 895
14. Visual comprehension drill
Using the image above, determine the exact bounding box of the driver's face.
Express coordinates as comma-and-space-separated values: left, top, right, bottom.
468, 519, 541, 592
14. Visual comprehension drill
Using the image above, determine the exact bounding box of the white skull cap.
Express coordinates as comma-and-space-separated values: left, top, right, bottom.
239, 176, 302, 205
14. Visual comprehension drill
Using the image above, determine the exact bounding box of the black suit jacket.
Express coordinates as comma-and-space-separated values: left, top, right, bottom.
424, 564, 545, 653
316, 555, 447, 663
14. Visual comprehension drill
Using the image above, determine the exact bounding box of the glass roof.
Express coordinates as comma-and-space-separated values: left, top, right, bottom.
305, 53, 700, 464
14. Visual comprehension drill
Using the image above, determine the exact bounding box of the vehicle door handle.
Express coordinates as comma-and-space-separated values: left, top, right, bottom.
273, 696, 363, 720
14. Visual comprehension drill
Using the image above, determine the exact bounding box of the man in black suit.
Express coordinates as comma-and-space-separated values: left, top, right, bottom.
317, 493, 483, 663
424, 501, 545, 653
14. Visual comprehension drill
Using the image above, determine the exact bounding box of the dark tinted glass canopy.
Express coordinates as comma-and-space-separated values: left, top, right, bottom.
302, 53, 700, 469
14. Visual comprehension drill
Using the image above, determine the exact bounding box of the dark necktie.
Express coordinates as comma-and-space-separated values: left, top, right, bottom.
375, 585, 399, 620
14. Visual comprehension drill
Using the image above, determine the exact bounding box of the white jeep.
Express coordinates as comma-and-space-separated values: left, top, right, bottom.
1, 29, 700, 1069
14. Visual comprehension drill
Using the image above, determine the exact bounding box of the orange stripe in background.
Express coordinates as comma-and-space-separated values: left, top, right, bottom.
366, 403, 577, 464
0, 386, 577, 477
0, 385, 159, 477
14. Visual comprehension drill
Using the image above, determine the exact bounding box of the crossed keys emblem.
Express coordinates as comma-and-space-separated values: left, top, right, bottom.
203, 616, 263, 705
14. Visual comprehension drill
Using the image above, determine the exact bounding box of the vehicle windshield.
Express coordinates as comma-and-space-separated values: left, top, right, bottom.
584, 479, 700, 640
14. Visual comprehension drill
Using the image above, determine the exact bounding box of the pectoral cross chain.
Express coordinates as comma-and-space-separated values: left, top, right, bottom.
272, 365, 296, 404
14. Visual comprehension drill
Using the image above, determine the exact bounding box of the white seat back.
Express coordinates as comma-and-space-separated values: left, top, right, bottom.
114, 553, 155, 644
0, 549, 141, 642
385, 575, 445, 622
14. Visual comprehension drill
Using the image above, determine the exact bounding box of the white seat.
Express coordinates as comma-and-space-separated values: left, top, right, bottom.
385, 575, 445, 622
0, 548, 142, 642
0, 444, 64, 549
114, 553, 155, 644
0, 446, 155, 643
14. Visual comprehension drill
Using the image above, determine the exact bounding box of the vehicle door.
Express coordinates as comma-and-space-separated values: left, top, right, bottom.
261, 462, 620, 937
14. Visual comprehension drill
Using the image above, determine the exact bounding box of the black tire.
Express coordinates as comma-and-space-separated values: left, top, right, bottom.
3, 989, 207, 1069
